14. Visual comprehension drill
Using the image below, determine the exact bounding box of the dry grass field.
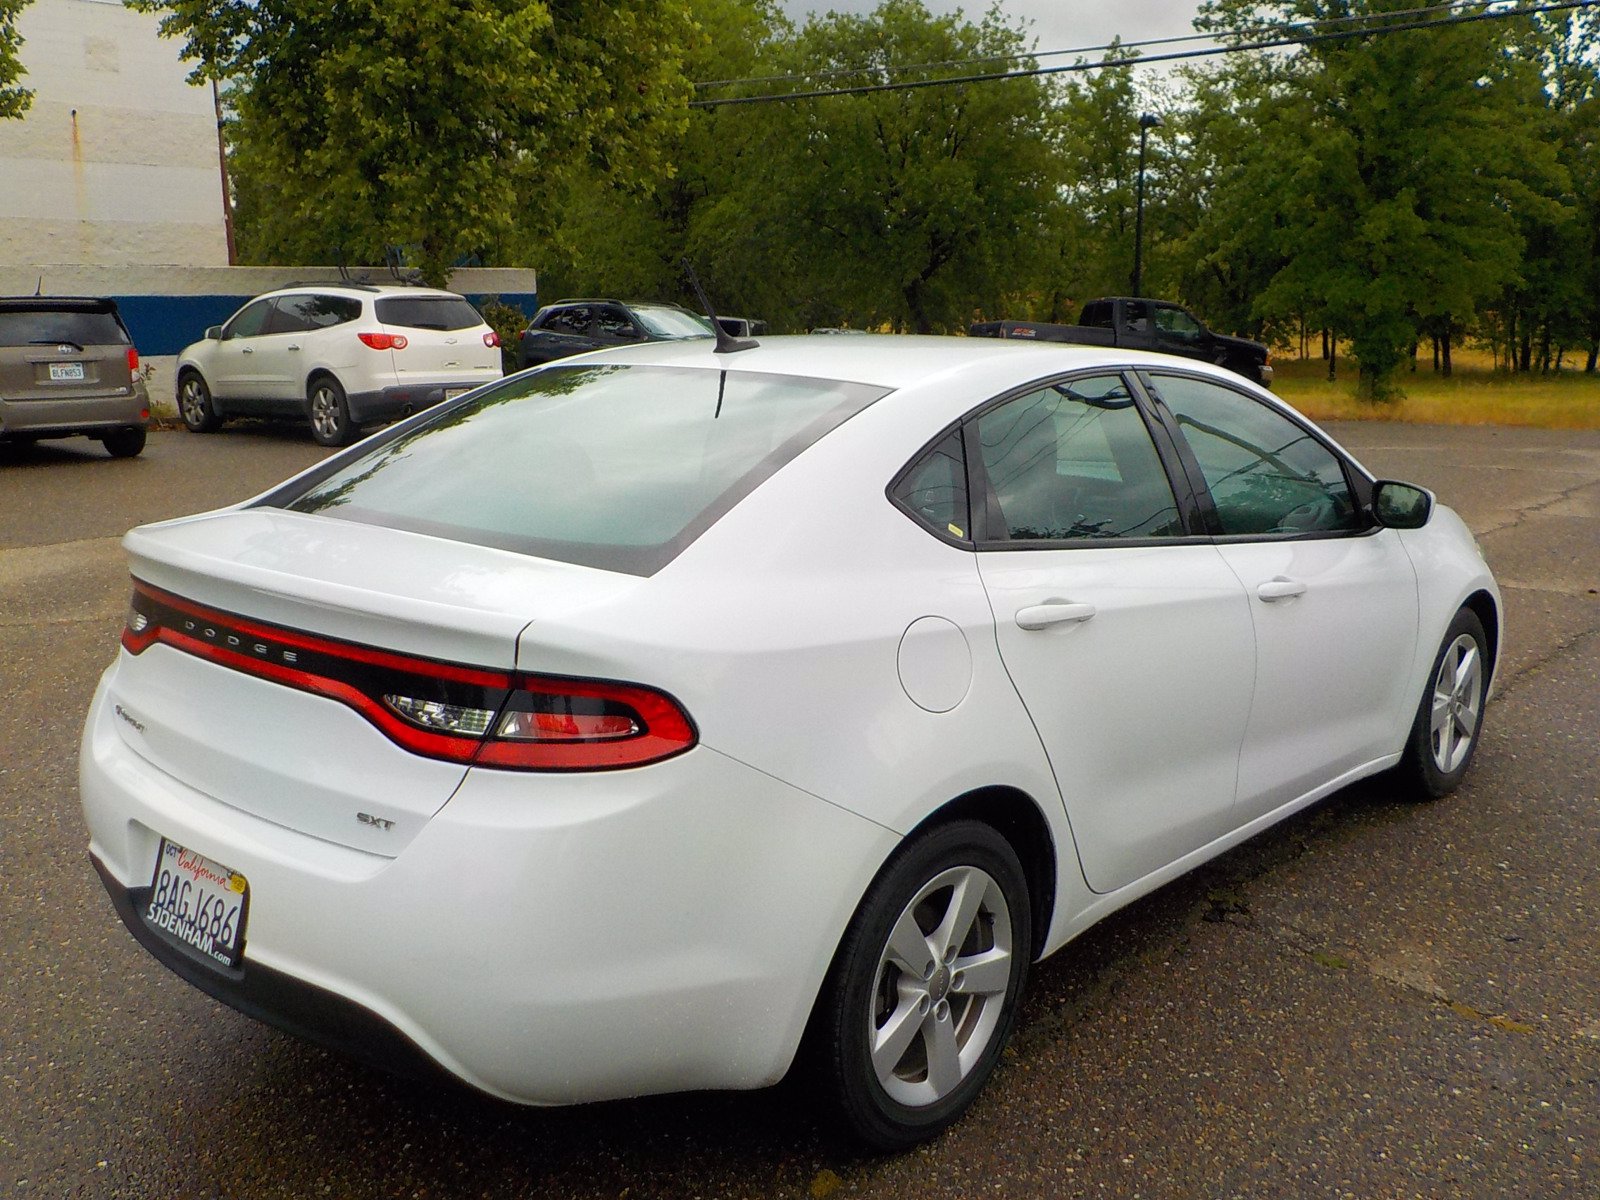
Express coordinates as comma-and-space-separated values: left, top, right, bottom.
1270, 347, 1600, 429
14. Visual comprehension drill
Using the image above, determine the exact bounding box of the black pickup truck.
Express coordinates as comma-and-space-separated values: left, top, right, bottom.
970, 297, 1273, 387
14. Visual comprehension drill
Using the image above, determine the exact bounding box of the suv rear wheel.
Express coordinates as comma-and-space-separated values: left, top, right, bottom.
308, 375, 357, 447
178, 372, 223, 433
101, 427, 146, 458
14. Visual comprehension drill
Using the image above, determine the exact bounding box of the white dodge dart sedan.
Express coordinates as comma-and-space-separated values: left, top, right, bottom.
80, 336, 1499, 1148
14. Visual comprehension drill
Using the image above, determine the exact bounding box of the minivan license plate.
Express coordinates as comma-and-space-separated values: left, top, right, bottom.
143, 839, 249, 968
49, 362, 85, 381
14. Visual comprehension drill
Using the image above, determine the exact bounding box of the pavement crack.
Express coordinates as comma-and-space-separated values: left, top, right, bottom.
1476, 476, 1600, 539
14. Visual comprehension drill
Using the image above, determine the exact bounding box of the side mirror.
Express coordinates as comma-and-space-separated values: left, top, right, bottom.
1371, 480, 1433, 529
617, 325, 642, 340
205, 325, 223, 340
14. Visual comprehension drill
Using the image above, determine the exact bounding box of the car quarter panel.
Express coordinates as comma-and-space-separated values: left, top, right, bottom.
82, 679, 897, 1102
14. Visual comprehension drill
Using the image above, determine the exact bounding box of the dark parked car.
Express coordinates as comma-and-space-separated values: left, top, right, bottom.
971, 297, 1273, 387
517, 300, 714, 368
0, 297, 150, 457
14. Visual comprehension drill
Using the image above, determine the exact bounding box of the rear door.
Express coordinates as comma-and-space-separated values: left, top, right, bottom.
968, 371, 1257, 894
0, 302, 134, 403
375, 294, 499, 391
1143, 371, 1420, 819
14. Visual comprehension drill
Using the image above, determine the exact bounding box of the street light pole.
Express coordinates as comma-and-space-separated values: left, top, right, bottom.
1132, 112, 1161, 296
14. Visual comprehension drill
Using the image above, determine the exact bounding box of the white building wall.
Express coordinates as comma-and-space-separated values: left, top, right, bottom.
0, 0, 230, 268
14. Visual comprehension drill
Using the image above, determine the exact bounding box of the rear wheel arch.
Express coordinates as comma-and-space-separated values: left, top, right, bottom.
904, 785, 1059, 962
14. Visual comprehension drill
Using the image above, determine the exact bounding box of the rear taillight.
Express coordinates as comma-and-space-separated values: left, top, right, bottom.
357, 332, 409, 351
121, 582, 696, 771
483, 330, 501, 348
127, 347, 140, 372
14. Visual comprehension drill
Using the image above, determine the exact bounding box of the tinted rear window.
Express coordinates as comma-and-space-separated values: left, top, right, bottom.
272, 364, 889, 575
374, 296, 484, 331
0, 307, 129, 347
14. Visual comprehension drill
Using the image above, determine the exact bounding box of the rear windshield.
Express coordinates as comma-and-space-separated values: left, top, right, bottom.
631, 307, 715, 339
272, 364, 889, 575
374, 296, 484, 331
0, 307, 130, 347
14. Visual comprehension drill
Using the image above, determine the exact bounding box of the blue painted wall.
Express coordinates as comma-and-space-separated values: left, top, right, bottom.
110, 292, 541, 357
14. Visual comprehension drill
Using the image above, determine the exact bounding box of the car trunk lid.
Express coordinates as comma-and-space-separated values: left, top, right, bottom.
110, 507, 640, 854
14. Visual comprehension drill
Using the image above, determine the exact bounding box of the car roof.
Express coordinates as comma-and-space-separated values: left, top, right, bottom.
0, 296, 120, 312
260, 284, 466, 301
535, 333, 1249, 394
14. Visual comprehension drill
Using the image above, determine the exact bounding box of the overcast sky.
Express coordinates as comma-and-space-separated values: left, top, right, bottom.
777, 1, 1209, 63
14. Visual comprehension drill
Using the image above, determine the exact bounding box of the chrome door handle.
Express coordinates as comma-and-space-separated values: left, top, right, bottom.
240, 346, 254, 354
1257, 577, 1307, 602
287, 344, 302, 351
1015, 601, 1097, 631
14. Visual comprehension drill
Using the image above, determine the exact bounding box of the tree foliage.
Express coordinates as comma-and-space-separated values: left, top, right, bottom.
130, 0, 697, 284
0, 0, 32, 121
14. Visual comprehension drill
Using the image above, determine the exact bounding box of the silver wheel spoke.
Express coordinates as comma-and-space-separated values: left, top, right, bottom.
871, 995, 925, 1081
923, 1006, 962, 1096
933, 868, 986, 963
951, 946, 1011, 997
885, 909, 935, 979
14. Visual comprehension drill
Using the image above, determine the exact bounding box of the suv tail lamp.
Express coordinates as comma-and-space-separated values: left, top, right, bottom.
121, 581, 696, 771
126, 347, 140, 372
483, 331, 501, 348
357, 332, 409, 351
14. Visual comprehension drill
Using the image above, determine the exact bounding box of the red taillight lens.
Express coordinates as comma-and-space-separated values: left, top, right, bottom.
127, 347, 140, 372
122, 581, 697, 771
357, 332, 409, 351
483, 330, 501, 348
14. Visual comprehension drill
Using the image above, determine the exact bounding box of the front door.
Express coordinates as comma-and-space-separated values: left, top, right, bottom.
970, 373, 1257, 894
1145, 371, 1420, 819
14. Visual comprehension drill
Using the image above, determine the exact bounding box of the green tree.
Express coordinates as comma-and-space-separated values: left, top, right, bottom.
752, 1, 1061, 333
131, 0, 698, 284
0, 0, 32, 120
1193, 0, 1568, 398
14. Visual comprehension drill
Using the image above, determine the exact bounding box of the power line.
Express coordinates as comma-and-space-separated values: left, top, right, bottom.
689, 0, 1599, 108
692, 0, 1490, 91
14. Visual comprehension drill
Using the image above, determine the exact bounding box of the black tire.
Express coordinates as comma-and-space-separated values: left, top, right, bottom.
307, 375, 357, 447
100, 427, 146, 458
177, 371, 223, 433
1398, 608, 1490, 799
815, 820, 1031, 1150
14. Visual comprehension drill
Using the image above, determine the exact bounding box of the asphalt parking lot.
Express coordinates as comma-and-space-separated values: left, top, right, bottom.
3, 421, 1598, 1199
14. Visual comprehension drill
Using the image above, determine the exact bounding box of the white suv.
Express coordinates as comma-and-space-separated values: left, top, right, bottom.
175, 285, 504, 446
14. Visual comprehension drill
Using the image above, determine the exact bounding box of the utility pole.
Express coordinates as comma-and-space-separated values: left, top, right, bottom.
1132, 112, 1160, 296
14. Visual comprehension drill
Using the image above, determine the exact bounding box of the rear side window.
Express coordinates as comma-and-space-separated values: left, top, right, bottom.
973, 374, 1182, 541
375, 296, 484, 331
0, 307, 130, 347
270, 294, 361, 332
274, 365, 889, 575
892, 430, 970, 540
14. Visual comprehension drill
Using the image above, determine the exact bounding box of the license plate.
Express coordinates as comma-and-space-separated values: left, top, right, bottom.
143, 839, 249, 968
443, 386, 472, 400
49, 362, 86, 381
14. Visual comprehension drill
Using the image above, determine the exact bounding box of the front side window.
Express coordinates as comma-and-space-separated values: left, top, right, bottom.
973, 374, 1183, 542
1150, 374, 1360, 536
595, 307, 640, 339
222, 299, 272, 340
273, 365, 889, 575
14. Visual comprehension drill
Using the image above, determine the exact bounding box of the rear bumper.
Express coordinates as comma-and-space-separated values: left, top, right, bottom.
80, 670, 895, 1104
345, 378, 496, 424
0, 381, 149, 437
